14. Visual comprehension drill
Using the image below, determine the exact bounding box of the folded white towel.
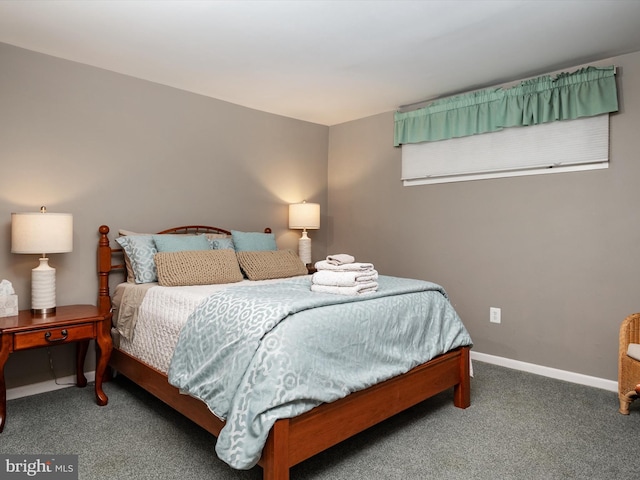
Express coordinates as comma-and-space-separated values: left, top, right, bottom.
326, 254, 355, 265
312, 269, 378, 287
311, 281, 378, 296
315, 260, 374, 271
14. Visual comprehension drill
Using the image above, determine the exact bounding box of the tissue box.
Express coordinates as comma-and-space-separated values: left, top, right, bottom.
0, 294, 18, 317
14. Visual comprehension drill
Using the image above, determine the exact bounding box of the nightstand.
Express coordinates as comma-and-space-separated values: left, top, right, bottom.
0, 304, 112, 432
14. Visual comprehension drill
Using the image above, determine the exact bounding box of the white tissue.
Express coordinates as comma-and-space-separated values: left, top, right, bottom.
0, 279, 18, 317
0, 279, 15, 296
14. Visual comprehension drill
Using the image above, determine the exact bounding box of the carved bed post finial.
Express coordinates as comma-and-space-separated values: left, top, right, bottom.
98, 225, 111, 316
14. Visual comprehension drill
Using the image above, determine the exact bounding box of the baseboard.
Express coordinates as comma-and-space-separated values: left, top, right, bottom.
6, 354, 618, 401
6, 371, 96, 401
471, 351, 617, 392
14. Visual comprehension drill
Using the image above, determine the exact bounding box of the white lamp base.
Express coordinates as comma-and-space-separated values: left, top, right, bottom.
298, 230, 312, 265
31, 257, 56, 315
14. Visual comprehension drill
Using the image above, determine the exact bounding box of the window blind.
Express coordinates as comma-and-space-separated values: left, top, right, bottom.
401, 114, 609, 186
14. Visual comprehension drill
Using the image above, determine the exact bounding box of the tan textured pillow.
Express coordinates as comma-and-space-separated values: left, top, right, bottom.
236, 250, 308, 281
155, 249, 243, 286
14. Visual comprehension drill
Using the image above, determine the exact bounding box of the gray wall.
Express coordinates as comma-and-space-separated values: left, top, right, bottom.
327, 51, 640, 382
0, 43, 329, 388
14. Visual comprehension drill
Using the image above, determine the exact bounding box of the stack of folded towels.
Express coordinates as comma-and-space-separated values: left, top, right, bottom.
311, 254, 378, 296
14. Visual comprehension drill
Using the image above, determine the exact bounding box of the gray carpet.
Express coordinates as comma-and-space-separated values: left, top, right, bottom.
1, 361, 637, 479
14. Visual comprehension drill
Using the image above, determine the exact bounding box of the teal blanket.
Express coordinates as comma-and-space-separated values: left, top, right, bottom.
168, 275, 472, 469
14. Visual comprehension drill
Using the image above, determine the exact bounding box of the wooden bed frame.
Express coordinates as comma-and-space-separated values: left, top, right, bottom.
97, 224, 471, 480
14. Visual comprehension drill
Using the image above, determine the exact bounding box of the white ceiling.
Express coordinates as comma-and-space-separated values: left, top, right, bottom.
2, 0, 640, 126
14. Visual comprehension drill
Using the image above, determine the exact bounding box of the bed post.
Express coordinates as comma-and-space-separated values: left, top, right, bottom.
97, 225, 112, 317
261, 418, 290, 480
454, 346, 471, 408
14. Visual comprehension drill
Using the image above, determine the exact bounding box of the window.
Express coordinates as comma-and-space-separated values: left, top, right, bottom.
394, 66, 617, 185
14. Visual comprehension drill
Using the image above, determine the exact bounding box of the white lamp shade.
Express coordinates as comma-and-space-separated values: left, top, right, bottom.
289, 202, 320, 230
11, 212, 73, 255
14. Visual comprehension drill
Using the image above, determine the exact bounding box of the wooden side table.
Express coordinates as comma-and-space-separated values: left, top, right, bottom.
0, 304, 112, 432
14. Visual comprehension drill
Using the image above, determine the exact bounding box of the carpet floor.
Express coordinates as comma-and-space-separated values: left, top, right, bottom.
1, 361, 637, 479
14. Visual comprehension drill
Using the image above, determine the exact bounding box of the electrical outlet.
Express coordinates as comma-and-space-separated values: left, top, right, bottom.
490, 307, 501, 324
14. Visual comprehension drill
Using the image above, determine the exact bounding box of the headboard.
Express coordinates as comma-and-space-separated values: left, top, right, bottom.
96, 225, 271, 316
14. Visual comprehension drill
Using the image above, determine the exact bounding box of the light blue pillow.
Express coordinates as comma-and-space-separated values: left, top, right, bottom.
209, 237, 235, 250
153, 234, 210, 253
231, 230, 277, 251
115, 235, 158, 284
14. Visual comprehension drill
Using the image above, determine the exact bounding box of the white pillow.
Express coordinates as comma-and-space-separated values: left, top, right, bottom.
627, 343, 640, 361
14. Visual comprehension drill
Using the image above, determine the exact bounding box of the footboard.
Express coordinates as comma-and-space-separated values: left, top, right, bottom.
261, 346, 470, 480
109, 337, 469, 480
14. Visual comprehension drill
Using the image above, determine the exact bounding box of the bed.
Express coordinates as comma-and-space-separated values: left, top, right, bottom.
97, 224, 472, 480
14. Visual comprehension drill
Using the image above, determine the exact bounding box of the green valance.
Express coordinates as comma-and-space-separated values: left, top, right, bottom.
394, 66, 618, 147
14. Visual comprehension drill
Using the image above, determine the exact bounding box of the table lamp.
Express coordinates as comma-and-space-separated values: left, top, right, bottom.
11, 207, 73, 315
289, 201, 320, 265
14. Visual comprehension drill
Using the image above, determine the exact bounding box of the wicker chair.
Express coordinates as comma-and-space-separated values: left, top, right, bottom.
618, 312, 640, 414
